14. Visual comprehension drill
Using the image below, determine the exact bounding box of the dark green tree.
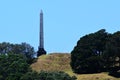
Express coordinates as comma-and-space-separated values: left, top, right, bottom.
0, 42, 35, 64
12, 43, 36, 64
71, 29, 110, 73
103, 31, 120, 77
0, 42, 12, 54
0, 53, 30, 80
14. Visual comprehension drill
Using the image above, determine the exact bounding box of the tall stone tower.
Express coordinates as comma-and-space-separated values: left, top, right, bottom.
37, 10, 46, 57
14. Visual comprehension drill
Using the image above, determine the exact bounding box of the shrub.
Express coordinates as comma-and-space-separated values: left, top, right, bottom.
39, 71, 77, 80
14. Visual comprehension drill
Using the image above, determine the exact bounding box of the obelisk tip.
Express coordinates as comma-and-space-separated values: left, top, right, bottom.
41, 10, 43, 13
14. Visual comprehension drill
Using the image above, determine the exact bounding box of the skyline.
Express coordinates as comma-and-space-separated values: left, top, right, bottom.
0, 0, 120, 53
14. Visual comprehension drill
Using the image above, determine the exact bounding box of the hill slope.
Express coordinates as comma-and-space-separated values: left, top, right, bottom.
31, 53, 120, 80
31, 53, 71, 72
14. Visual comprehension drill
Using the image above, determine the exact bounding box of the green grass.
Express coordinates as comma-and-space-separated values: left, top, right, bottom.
31, 53, 120, 80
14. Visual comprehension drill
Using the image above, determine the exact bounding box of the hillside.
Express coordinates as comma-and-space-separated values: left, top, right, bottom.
31, 53, 120, 80
31, 53, 71, 72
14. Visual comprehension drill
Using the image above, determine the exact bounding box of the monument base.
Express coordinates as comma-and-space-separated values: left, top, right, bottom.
37, 48, 46, 57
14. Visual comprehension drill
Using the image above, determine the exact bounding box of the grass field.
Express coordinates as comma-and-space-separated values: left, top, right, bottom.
31, 53, 120, 80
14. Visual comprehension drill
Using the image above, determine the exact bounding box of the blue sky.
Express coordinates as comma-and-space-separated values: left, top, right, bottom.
0, 0, 120, 53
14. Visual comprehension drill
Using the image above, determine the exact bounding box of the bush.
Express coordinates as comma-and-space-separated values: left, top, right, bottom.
39, 71, 77, 80
20, 71, 40, 80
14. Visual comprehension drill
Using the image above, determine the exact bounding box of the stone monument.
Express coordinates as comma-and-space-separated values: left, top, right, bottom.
37, 10, 46, 57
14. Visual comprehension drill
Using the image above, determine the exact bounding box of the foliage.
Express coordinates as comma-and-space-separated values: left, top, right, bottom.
103, 31, 120, 77
71, 29, 110, 73
0, 54, 30, 80
21, 67, 77, 80
0, 42, 35, 64
20, 71, 40, 80
21, 70, 77, 80
71, 29, 120, 76
39, 71, 77, 80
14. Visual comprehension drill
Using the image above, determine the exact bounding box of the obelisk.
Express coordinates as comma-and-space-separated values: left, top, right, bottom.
37, 10, 46, 57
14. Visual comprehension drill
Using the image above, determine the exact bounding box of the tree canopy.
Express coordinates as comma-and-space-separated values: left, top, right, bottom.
71, 29, 120, 77
0, 53, 30, 80
0, 42, 35, 64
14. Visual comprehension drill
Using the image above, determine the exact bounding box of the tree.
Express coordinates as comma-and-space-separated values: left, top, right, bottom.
0, 42, 35, 64
71, 29, 110, 73
0, 53, 30, 80
103, 31, 120, 77
12, 43, 36, 64
0, 42, 12, 55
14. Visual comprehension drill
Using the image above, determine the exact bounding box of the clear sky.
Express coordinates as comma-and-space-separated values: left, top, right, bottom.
0, 0, 120, 53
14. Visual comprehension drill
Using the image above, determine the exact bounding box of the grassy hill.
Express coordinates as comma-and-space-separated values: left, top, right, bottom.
31, 53, 71, 72
31, 53, 120, 80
